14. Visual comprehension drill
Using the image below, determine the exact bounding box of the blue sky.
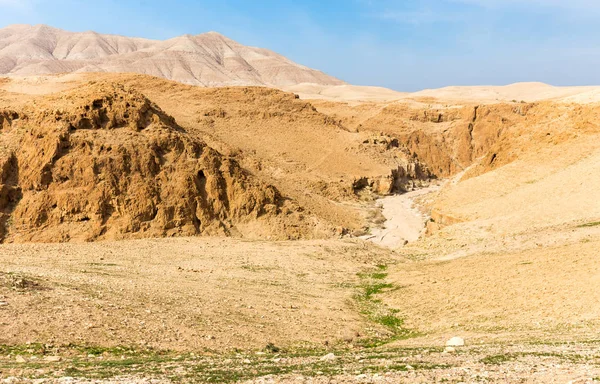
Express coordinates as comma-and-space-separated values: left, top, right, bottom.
1, 0, 599, 91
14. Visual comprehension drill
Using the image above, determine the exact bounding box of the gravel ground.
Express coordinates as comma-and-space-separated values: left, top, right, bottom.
2, 341, 600, 383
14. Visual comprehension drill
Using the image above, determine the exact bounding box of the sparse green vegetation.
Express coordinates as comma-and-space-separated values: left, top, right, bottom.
88, 262, 119, 267
370, 272, 388, 280
353, 265, 416, 347
0, 343, 449, 383
0, 272, 43, 290
240, 264, 275, 272
481, 353, 517, 365
578, 221, 600, 228
481, 351, 590, 365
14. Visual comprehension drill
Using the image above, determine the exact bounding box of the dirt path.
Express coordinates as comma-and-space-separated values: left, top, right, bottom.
365, 186, 439, 248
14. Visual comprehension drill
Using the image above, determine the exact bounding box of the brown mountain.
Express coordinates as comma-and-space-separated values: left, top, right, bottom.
0, 24, 345, 87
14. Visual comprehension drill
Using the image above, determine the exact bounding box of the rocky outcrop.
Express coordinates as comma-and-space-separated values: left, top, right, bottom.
0, 83, 311, 243
352, 161, 433, 196
359, 103, 537, 179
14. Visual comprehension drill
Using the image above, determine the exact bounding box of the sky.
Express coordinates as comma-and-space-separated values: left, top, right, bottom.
1, 0, 599, 91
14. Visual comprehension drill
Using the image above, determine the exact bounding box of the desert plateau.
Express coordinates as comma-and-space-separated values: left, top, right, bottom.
0, 20, 600, 383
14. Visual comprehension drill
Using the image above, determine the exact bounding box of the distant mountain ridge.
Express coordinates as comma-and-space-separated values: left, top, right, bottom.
0, 24, 345, 87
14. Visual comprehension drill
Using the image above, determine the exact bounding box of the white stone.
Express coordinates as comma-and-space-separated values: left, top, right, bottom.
320, 353, 336, 362
446, 336, 465, 347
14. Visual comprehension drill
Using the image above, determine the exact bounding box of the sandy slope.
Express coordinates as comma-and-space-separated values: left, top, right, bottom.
374, 97, 600, 346
282, 83, 407, 102
411, 82, 600, 103
283, 81, 600, 104
0, 238, 391, 352
291, 82, 600, 103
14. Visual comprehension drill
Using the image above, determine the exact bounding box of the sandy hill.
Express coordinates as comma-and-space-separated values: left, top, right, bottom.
282, 83, 407, 102
0, 73, 435, 243
0, 80, 332, 243
410, 82, 600, 103
286, 81, 600, 103
3, 72, 600, 245
0, 24, 344, 87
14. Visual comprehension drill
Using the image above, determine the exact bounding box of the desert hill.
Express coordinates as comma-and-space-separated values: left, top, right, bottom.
283, 81, 600, 104
0, 79, 330, 242
2, 72, 599, 245
411, 82, 600, 103
0, 73, 437, 243
281, 83, 407, 102
0, 24, 344, 87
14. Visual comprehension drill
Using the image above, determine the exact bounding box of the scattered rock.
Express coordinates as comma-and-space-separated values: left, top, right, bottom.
446, 336, 465, 347
444, 347, 456, 353
15, 355, 26, 363
320, 353, 336, 362
44, 355, 62, 362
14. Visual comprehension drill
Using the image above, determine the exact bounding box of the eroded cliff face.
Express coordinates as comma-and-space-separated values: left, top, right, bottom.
340, 99, 600, 234
0, 83, 315, 243
352, 102, 576, 179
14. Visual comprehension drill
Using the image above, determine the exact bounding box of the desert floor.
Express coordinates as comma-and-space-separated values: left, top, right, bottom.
2, 193, 600, 382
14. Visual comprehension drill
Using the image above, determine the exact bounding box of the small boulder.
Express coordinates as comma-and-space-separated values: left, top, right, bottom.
446, 337, 465, 347
15, 355, 26, 363
320, 353, 336, 362
44, 356, 62, 362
